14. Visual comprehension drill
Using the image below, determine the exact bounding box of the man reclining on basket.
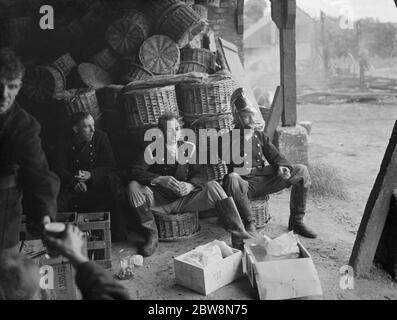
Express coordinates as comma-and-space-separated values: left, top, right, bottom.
122, 113, 254, 257
220, 88, 317, 250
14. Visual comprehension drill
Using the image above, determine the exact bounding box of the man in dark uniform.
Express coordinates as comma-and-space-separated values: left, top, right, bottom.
52, 111, 116, 212
0, 48, 60, 253
222, 88, 317, 240
123, 113, 252, 256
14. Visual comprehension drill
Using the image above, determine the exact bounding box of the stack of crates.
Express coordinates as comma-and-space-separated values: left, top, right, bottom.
77, 212, 112, 269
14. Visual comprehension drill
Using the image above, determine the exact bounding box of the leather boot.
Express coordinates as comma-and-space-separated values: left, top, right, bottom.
215, 197, 253, 250
233, 197, 260, 239
134, 204, 159, 257
288, 185, 317, 239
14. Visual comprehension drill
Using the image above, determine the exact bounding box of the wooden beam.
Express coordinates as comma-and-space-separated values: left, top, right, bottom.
349, 121, 397, 276
271, 0, 297, 126
264, 86, 283, 141
280, 26, 297, 126
270, 0, 283, 29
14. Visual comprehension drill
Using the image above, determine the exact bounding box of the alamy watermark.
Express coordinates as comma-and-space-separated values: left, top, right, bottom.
144, 128, 256, 176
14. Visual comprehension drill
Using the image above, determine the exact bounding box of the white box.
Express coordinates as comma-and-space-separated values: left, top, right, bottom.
174, 244, 243, 295
244, 239, 323, 300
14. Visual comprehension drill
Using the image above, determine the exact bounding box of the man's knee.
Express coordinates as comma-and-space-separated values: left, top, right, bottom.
223, 172, 247, 195
126, 181, 147, 207
127, 180, 143, 193
291, 164, 311, 187
203, 181, 227, 200
224, 172, 242, 187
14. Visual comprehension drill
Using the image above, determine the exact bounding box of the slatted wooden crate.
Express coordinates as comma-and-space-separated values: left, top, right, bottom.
77, 212, 112, 269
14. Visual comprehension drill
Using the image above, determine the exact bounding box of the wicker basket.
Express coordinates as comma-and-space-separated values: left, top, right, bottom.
184, 113, 235, 133
206, 161, 228, 181
57, 88, 101, 119
78, 63, 113, 90
52, 53, 77, 76
121, 85, 179, 128
180, 48, 216, 72
153, 211, 200, 242
105, 11, 150, 56
22, 65, 66, 102
91, 48, 117, 71
178, 61, 209, 74
121, 63, 154, 83
195, 0, 221, 7
177, 77, 236, 114
139, 35, 180, 75
251, 195, 271, 229
156, 2, 204, 47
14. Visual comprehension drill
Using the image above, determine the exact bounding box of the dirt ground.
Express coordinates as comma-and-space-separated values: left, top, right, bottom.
111, 100, 397, 300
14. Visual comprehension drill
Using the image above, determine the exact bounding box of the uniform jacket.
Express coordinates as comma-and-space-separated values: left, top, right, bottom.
122, 141, 203, 201
52, 130, 116, 192
223, 129, 292, 176
0, 102, 60, 249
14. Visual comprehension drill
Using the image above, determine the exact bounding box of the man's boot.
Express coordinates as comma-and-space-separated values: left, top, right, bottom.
288, 185, 317, 239
134, 204, 159, 257
233, 198, 260, 239
215, 197, 253, 250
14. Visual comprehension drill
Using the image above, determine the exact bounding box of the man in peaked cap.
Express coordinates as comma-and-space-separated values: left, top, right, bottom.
222, 87, 317, 242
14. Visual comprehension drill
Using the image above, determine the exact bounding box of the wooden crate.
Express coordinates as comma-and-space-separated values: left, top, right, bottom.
77, 212, 112, 269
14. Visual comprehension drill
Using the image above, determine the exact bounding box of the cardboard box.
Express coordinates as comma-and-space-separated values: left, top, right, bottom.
39, 263, 78, 300
21, 240, 79, 300
244, 239, 323, 300
174, 244, 243, 295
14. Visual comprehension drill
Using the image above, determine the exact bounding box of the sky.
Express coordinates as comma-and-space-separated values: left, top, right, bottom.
297, 0, 397, 23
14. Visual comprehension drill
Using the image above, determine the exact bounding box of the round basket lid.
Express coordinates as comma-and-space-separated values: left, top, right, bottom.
22, 65, 66, 102
78, 63, 113, 90
106, 13, 150, 56
139, 35, 180, 75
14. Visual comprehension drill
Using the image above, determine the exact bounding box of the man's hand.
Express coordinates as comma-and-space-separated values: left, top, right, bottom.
278, 166, 291, 180
44, 224, 89, 267
151, 176, 181, 194
177, 182, 195, 197
74, 181, 88, 193
75, 170, 91, 182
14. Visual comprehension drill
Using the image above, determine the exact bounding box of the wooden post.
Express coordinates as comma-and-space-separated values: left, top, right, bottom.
349, 121, 397, 276
270, 0, 297, 127
264, 86, 283, 142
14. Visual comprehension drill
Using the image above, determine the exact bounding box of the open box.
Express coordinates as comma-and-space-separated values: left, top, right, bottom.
174, 242, 243, 295
244, 238, 323, 300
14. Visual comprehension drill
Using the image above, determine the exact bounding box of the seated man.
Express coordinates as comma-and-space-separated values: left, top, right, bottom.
123, 113, 252, 257
52, 111, 116, 212
222, 88, 317, 240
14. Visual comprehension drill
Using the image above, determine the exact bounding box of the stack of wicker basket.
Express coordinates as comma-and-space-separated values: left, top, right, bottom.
177, 74, 236, 182
18, 0, 262, 241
